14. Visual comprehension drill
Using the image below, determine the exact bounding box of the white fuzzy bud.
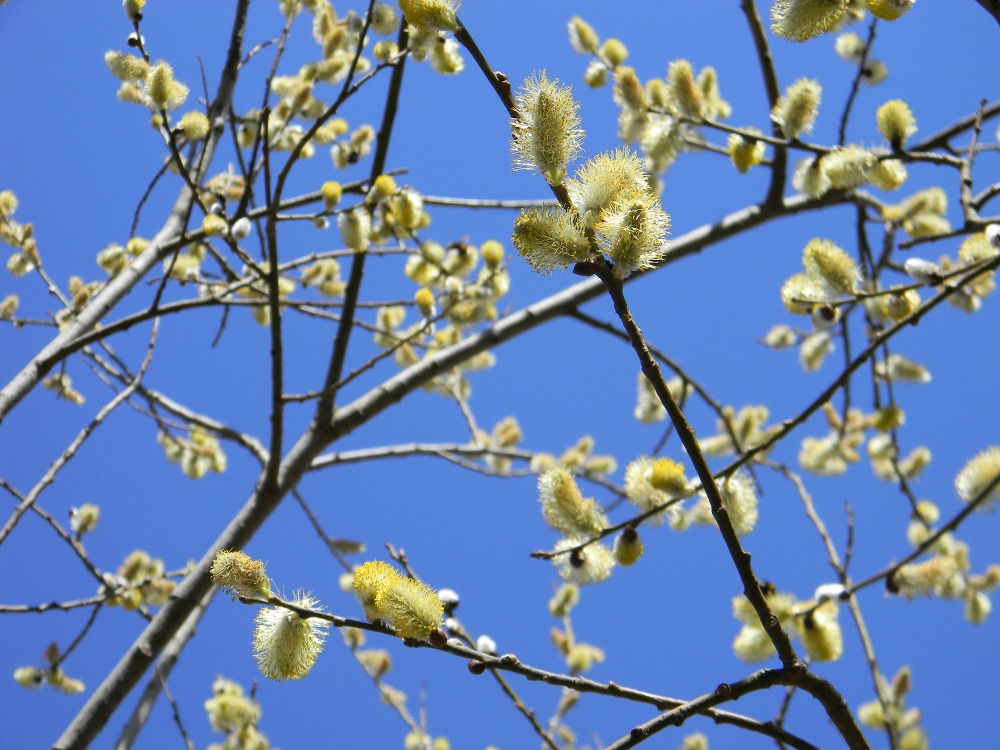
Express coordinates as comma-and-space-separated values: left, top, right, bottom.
985, 224, 1000, 250
230, 217, 252, 241
904, 257, 942, 284
476, 634, 498, 655
814, 582, 846, 602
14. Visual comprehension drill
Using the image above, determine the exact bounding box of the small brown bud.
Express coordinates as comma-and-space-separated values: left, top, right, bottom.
467, 660, 486, 675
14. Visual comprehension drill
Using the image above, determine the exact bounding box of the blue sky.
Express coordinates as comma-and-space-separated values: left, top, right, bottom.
1, 1, 998, 748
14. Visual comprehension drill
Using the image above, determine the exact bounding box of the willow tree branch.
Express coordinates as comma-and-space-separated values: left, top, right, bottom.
52, 189, 851, 748
0, 320, 158, 546
909, 98, 1000, 152
837, 19, 877, 147
111, 588, 216, 750
327, 191, 852, 442
605, 667, 821, 750
316, 21, 409, 429
739, 0, 786, 205
575, 259, 870, 748
52, 3, 252, 744
973, 0, 1000, 27
578, 259, 800, 668
0, 7, 245, 424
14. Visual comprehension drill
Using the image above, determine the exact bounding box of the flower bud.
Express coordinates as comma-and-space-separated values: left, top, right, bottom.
123, 0, 145, 22
476, 634, 497, 655
568, 17, 599, 54
366, 174, 397, 206
210, 550, 271, 600
771, 0, 846, 42
202, 213, 228, 237
613, 526, 643, 566
320, 181, 342, 211
771, 79, 821, 139
338, 207, 371, 251
480, 240, 504, 269
867, 0, 915, 21
230, 216, 252, 241
177, 111, 210, 141
70, 504, 101, 535
877, 100, 917, 149
415, 287, 435, 318
253, 593, 329, 680
511, 72, 583, 186
398, 0, 459, 33
728, 129, 766, 174
904, 257, 942, 284
599, 38, 628, 67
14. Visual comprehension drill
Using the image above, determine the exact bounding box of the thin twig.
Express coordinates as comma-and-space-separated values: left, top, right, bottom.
0, 320, 159, 546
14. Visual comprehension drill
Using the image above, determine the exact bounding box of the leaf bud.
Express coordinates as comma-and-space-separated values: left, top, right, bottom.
467, 659, 486, 675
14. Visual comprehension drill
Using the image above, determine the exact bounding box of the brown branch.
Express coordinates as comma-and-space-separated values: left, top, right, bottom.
316, 21, 409, 429
243, 594, 820, 750
909, 99, 1000, 152
575, 261, 869, 748
0, 320, 158, 546
739, 0, 786, 205
51, 184, 852, 748
111, 588, 214, 750
52, 3, 251, 744
0, 1, 244, 424
848, 469, 1000, 596
973, 0, 1000, 27
576, 258, 801, 670
837, 19, 877, 147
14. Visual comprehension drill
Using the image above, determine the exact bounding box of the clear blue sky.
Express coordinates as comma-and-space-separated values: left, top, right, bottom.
1, 1, 998, 748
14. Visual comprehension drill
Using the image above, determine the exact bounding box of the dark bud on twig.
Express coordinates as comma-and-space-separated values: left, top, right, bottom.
572, 259, 601, 277
467, 659, 486, 675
